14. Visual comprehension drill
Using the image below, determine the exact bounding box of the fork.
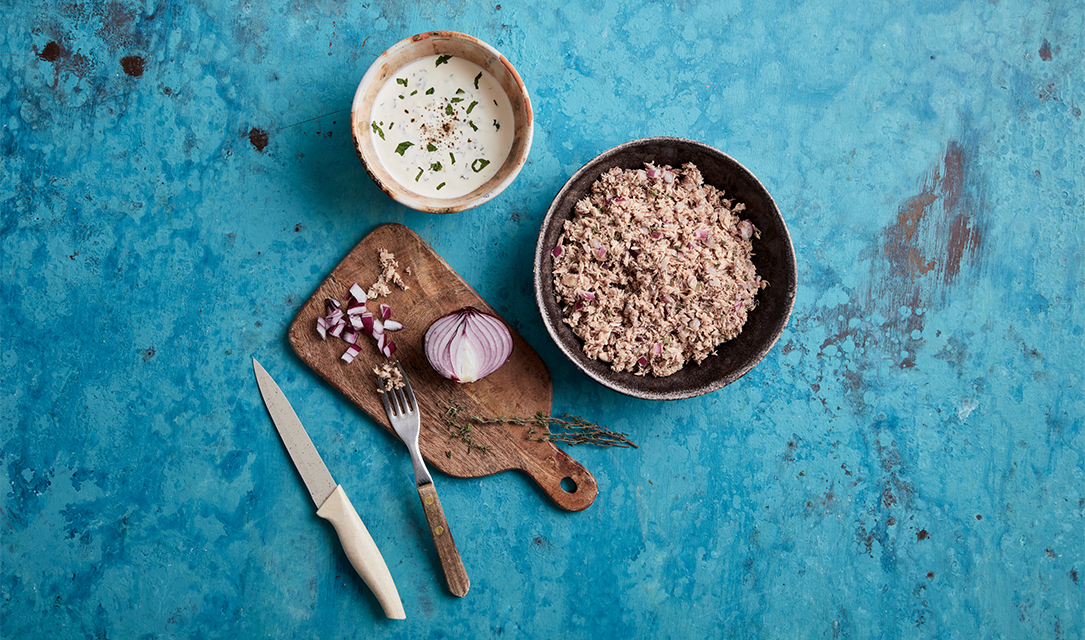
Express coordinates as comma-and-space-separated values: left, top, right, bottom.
380, 361, 470, 597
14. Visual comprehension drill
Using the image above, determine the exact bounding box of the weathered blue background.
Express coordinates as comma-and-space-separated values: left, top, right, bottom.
2, 0, 1082, 638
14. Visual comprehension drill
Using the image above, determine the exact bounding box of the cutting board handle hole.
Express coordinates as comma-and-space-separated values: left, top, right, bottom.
560, 477, 578, 493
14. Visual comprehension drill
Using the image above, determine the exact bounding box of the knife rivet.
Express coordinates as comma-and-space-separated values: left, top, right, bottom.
435, 526, 445, 536
425, 496, 435, 505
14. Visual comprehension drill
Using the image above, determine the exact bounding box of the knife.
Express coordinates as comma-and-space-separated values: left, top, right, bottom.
252, 358, 405, 620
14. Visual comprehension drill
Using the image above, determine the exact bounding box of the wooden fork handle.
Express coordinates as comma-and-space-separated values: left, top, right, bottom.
416, 483, 470, 597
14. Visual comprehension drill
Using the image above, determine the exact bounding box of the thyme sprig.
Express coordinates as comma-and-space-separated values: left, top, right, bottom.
439, 400, 490, 454
438, 399, 637, 452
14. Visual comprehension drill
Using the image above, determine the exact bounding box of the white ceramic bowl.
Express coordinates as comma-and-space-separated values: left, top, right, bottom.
351, 31, 533, 214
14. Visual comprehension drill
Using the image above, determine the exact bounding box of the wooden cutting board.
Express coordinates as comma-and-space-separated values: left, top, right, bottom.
288, 223, 597, 512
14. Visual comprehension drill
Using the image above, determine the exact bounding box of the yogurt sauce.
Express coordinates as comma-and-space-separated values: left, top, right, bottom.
370, 55, 515, 199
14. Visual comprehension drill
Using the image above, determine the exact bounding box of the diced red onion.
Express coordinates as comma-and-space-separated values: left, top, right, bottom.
346, 300, 366, 315
552, 245, 563, 258
646, 168, 660, 178
379, 304, 392, 320
349, 283, 366, 303
637, 356, 648, 367
316, 316, 328, 340
423, 306, 514, 384
738, 220, 755, 240
382, 339, 396, 358
652, 342, 662, 355
341, 344, 361, 363
360, 312, 374, 334
578, 290, 596, 301
650, 230, 662, 240
329, 320, 345, 338
595, 247, 607, 260
383, 320, 403, 331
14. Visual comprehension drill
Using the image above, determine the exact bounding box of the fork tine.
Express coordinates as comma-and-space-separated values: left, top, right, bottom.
379, 387, 395, 416
396, 361, 416, 412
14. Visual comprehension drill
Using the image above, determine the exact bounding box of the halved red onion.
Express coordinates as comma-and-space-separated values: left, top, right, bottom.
423, 306, 514, 383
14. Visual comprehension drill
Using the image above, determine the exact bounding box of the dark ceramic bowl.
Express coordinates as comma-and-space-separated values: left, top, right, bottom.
533, 137, 797, 400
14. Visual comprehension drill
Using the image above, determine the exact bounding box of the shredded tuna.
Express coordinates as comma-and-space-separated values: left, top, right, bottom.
367, 249, 410, 299
374, 362, 404, 392
551, 162, 766, 377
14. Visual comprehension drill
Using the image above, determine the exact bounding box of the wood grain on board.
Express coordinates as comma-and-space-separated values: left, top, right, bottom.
288, 223, 597, 512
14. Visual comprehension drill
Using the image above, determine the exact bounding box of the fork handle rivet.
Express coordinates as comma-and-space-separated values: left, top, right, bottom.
425, 496, 435, 505
434, 526, 445, 536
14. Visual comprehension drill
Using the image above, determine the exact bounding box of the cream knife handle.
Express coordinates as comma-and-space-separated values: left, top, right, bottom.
417, 483, 470, 597
317, 485, 406, 619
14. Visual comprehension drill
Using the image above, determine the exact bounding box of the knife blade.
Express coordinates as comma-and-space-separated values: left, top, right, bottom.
253, 358, 405, 620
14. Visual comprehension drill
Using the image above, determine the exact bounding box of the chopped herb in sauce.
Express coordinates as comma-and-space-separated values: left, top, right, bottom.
370, 54, 514, 199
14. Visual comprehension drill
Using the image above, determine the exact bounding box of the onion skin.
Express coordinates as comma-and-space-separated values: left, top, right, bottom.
424, 306, 514, 383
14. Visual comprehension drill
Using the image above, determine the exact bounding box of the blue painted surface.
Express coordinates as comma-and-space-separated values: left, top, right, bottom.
2, 0, 1082, 637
